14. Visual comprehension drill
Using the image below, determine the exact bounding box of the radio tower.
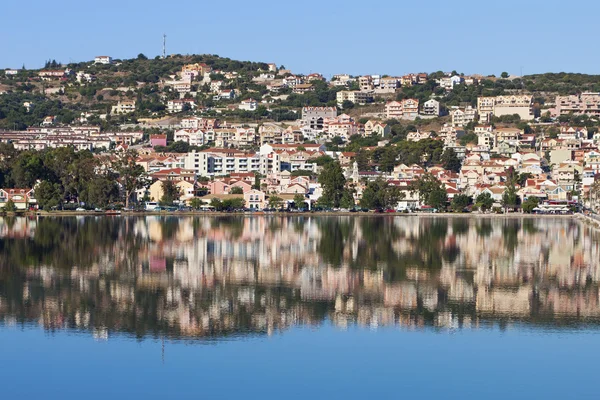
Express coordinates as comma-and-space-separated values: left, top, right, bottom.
162, 34, 167, 59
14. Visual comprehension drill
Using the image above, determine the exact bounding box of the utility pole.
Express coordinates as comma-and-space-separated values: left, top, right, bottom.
162, 34, 167, 59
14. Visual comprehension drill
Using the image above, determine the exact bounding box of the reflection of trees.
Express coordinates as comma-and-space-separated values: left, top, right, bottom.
0, 215, 599, 341
317, 217, 352, 266
0, 217, 144, 270
501, 219, 520, 254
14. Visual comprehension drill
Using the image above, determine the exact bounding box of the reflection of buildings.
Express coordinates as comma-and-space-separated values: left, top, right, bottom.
1, 216, 600, 339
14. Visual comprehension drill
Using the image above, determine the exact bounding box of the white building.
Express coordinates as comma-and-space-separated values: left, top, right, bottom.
422, 99, 441, 116
238, 99, 258, 111
94, 56, 112, 65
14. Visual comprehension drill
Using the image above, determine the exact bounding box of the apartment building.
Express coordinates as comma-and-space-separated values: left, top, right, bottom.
358, 76, 374, 91
422, 99, 441, 116
477, 95, 534, 121
385, 99, 420, 120
336, 91, 372, 105
451, 106, 477, 127
555, 93, 600, 116
183, 149, 262, 176
302, 106, 337, 130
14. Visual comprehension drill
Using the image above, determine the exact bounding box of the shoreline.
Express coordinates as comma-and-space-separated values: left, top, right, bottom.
2, 210, 577, 219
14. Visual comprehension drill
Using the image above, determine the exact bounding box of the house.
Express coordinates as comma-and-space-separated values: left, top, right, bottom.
0, 188, 36, 210
213, 89, 236, 101
167, 99, 196, 113
41, 116, 56, 126
437, 75, 463, 90
94, 56, 112, 65
181, 63, 212, 77
150, 134, 167, 148
364, 120, 390, 137
267, 63, 277, 72
38, 70, 65, 79
148, 180, 195, 203
111, 100, 136, 114
238, 98, 258, 111
293, 83, 314, 94
244, 189, 266, 209
173, 81, 192, 94
4, 69, 19, 76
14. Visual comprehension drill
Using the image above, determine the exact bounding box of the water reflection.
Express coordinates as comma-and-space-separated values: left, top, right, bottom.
0, 215, 599, 340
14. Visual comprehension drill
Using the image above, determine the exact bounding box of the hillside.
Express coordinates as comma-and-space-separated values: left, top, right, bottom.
2, 54, 600, 132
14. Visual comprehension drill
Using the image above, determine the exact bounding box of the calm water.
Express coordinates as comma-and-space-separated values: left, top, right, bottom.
1, 215, 599, 399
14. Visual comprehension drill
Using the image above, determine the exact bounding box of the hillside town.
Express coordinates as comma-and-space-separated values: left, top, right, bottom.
2, 54, 600, 213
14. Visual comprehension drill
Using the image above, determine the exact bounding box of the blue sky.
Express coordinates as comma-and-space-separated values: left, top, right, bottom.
1, 0, 598, 77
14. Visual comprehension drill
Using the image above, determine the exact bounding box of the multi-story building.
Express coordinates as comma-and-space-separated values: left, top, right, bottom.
336, 91, 372, 106
555, 93, 600, 116
422, 99, 441, 116
385, 99, 420, 120
477, 95, 534, 121
358, 76, 374, 91
378, 77, 400, 92
302, 106, 337, 130
183, 149, 262, 177
451, 106, 477, 127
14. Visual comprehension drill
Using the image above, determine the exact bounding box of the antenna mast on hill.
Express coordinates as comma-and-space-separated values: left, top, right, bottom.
162, 34, 167, 59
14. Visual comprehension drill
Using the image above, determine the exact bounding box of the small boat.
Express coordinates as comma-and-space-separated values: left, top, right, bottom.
105, 210, 122, 215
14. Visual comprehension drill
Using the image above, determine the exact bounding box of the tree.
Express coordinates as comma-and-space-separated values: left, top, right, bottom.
451, 194, 472, 212
318, 161, 346, 207
210, 198, 223, 211
4, 199, 16, 212
522, 197, 539, 213
36, 181, 63, 210
190, 198, 203, 210
502, 167, 520, 211
253, 173, 262, 190
160, 180, 181, 205
501, 72, 509, 79
411, 173, 447, 210
268, 195, 284, 209
475, 192, 494, 212
230, 186, 244, 194
222, 198, 245, 210
341, 100, 354, 110
293, 193, 306, 209
359, 179, 404, 210
115, 150, 146, 209
441, 148, 461, 173
355, 149, 370, 171
339, 190, 355, 209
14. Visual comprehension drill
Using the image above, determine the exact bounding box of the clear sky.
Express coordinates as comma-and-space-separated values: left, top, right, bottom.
1, 0, 598, 77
